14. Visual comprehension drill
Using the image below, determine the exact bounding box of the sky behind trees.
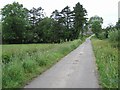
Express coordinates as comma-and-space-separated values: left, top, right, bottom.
0, 0, 119, 28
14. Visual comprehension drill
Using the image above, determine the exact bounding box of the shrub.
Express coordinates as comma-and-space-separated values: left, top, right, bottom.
108, 29, 119, 48
108, 29, 119, 43
98, 31, 106, 40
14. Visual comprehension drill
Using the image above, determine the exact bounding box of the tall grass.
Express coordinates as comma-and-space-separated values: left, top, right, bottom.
91, 38, 118, 88
2, 38, 85, 88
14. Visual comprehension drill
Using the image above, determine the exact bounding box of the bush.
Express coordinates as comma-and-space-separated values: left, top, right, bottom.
108, 29, 119, 43
108, 29, 120, 48
98, 32, 106, 40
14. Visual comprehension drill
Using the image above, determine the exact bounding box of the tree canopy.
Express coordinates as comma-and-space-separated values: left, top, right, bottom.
1, 2, 29, 43
1, 2, 88, 44
91, 21, 102, 38
73, 2, 87, 38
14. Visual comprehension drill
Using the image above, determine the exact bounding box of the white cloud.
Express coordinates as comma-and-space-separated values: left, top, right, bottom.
0, 0, 119, 27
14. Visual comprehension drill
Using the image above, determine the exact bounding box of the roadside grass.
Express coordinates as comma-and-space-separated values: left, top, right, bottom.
2, 37, 86, 88
91, 37, 118, 88
0, 22, 2, 89
0, 45, 2, 89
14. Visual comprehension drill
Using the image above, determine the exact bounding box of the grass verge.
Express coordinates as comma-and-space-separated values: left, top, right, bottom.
2, 38, 86, 88
91, 37, 118, 88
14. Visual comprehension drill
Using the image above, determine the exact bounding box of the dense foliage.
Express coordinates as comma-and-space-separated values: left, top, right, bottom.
1, 2, 29, 44
1, 2, 87, 44
91, 21, 102, 38
73, 2, 87, 38
89, 15, 103, 38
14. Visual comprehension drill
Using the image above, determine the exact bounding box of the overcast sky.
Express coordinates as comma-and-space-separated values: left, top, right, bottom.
0, 0, 119, 28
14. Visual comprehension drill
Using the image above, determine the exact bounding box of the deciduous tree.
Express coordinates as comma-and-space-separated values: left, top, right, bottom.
91, 21, 102, 38
1, 2, 29, 43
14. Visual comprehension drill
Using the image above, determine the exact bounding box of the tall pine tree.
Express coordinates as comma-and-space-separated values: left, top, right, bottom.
73, 2, 87, 39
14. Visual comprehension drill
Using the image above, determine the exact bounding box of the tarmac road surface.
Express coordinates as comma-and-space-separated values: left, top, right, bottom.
24, 36, 99, 88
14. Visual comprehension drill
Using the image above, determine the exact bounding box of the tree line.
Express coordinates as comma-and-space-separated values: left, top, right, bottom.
1, 2, 87, 44
89, 15, 120, 40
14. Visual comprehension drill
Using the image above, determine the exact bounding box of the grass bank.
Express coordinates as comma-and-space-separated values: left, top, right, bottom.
91, 38, 118, 88
2, 38, 86, 88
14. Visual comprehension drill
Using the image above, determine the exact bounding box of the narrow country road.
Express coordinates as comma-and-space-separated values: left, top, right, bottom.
24, 36, 99, 88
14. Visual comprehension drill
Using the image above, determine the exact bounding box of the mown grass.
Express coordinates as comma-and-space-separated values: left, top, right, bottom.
91, 38, 118, 88
2, 38, 86, 88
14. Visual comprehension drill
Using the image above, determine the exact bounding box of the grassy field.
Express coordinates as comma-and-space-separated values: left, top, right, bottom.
91, 38, 118, 88
2, 38, 86, 88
